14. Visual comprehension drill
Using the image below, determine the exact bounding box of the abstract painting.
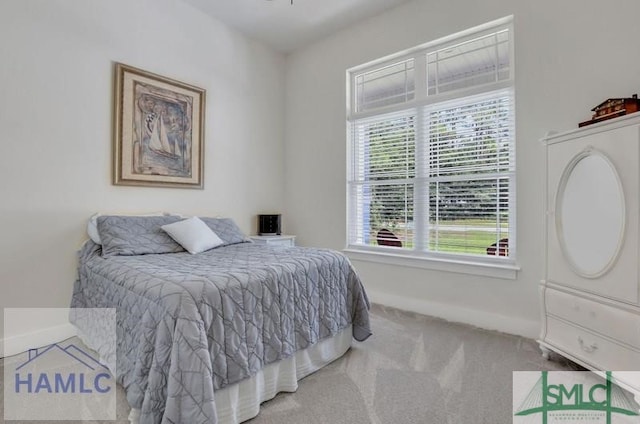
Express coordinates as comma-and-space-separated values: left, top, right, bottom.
113, 63, 205, 188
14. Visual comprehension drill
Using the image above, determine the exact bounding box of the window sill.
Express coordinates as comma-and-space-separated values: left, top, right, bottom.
343, 247, 520, 280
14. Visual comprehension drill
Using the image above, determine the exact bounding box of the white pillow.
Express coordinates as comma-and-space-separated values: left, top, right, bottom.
87, 212, 166, 244
161, 217, 224, 254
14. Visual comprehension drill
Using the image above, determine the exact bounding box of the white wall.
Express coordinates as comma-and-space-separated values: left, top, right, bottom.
0, 0, 285, 350
284, 0, 640, 337
3, 309, 77, 357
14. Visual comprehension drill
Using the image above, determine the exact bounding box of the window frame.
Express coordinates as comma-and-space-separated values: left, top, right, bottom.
345, 16, 519, 279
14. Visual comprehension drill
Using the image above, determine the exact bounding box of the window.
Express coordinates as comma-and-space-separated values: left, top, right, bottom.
347, 17, 515, 269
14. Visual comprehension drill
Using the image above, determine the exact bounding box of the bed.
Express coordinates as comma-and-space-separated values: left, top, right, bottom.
70, 215, 371, 424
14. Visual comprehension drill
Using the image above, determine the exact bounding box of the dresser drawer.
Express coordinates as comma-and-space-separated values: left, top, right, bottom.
249, 235, 296, 247
546, 288, 640, 350
545, 316, 640, 371
266, 238, 294, 247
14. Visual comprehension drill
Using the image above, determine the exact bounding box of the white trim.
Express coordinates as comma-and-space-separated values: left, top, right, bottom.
367, 289, 538, 338
543, 112, 640, 145
0, 323, 77, 359
345, 248, 520, 280
349, 79, 513, 121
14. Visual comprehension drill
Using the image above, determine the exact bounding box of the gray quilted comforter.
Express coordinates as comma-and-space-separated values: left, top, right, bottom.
70, 241, 371, 424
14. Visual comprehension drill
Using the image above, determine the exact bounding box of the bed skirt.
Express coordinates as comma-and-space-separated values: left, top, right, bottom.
127, 325, 353, 424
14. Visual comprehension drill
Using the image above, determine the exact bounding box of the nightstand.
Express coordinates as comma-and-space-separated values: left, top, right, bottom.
249, 235, 296, 247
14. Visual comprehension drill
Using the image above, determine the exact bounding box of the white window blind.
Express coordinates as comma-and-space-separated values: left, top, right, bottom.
349, 109, 417, 246
347, 18, 515, 262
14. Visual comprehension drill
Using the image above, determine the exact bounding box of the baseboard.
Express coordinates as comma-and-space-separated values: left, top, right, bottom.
0, 323, 77, 358
367, 289, 539, 339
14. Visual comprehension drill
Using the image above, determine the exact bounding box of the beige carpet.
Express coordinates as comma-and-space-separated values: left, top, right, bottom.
246, 304, 577, 424
0, 304, 576, 423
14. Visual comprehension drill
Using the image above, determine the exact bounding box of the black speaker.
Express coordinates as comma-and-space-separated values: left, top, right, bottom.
259, 214, 281, 235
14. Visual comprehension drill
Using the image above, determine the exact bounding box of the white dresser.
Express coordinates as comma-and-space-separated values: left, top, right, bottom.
540, 114, 640, 401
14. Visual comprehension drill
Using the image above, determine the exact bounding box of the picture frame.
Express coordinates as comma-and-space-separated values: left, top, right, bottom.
113, 63, 205, 189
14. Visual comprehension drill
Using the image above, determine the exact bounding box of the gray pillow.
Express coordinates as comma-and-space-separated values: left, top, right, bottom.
97, 215, 185, 257
199, 217, 250, 247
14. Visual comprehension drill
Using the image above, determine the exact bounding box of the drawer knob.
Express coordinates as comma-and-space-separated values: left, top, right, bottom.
577, 336, 598, 353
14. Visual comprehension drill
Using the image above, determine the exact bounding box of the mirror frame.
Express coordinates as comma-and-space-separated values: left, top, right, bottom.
555, 147, 626, 279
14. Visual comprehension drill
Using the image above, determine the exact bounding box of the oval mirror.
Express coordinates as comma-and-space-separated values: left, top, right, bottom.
556, 150, 625, 278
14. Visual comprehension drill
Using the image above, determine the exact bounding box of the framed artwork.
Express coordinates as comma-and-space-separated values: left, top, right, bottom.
113, 63, 205, 188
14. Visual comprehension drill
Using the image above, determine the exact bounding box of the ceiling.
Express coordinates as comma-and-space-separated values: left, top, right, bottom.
181, 0, 414, 53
